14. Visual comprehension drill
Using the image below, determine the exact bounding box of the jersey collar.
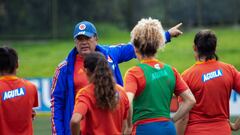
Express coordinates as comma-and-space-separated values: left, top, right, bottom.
195, 59, 216, 65
140, 58, 159, 63
0, 75, 18, 81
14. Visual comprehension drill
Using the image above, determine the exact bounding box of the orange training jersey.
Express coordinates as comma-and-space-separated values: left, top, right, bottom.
182, 60, 240, 135
74, 54, 89, 95
73, 84, 129, 135
0, 76, 38, 135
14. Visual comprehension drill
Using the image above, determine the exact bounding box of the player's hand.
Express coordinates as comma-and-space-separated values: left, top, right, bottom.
168, 23, 183, 38
229, 118, 240, 131
32, 109, 36, 120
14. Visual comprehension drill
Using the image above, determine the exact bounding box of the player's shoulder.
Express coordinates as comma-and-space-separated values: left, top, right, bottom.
218, 61, 234, 68
21, 79, 37, 90
76, 84, 94, 97
217, 61, 239, 74
182, 64, 197, 76
126, 66, 143, 74
162, 63, 177, 72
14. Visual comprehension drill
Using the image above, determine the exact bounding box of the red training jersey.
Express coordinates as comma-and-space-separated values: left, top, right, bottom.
182, 60, 240, 135
73, 84, 129, 135
0, 75, 38, 135
74, 54, 89, 95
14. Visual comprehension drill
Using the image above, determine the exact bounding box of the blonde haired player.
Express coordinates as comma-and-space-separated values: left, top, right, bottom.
124, 18, 196, 135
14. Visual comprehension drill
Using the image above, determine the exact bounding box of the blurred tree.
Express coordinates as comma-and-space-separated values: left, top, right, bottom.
196, 0, 202, 26
162, 0, 171, 25
0, 0, 239, 39
232, 0, 240, 25
0, 0, 7, 33
52, 0, 58, 38
0, 0, 51, 38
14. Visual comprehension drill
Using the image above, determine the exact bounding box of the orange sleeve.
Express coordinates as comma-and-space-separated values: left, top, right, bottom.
172, 67, 189, 96
124, 66, 146, 97
73, 90, 89, 116
124, 96, 129, 119
73, 101, 88, 115
33, 85, 39, 107
26, 81, 39, 107
116, 85, 129, 119
231, 65, 240, 93
122, 91, 130, 119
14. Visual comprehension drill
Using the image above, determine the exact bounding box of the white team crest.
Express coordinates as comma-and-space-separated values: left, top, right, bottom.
79, 24, 86, 30
154, 64, 161, 69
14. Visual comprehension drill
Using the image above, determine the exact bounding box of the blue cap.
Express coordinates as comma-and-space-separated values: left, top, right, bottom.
73, 21, 97, 39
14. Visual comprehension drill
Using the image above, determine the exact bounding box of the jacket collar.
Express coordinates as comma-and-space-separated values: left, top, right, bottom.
66, 47, 78, 73
66, 45, 108, 73
95, 45, 108, 58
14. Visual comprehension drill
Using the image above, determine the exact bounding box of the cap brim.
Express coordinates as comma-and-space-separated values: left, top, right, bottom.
74, 31, 95, 39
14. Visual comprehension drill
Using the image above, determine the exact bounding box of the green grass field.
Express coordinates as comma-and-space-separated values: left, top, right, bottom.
33, 114, 240, 135
1, 26, 240, 134
1, 27, 239, 78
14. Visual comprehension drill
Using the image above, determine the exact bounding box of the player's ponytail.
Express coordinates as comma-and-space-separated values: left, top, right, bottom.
84, 52, 118, 110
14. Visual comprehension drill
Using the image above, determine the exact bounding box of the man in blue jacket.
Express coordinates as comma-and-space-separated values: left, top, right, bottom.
50, 20, 182, 135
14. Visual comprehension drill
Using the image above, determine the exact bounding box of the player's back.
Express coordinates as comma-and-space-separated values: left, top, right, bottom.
0, 76, 38, 135
76, 84, 129, 135
182, 60, 240, 123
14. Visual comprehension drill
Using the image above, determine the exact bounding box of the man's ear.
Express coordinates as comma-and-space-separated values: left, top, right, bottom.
134, 46, 140, 54
193, 45, 197, 52
94, 36, 98, 41
84, 68, 88, 74
84, 68, 91, 77
16, 61, 19, 69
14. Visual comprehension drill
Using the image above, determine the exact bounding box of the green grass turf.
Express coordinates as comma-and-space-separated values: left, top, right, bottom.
33, 114, 51, 135
33, 114, 240, 135
0, 27, 239, 78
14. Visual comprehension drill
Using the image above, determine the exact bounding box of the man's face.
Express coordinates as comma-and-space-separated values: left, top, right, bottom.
75, 35, 97, 56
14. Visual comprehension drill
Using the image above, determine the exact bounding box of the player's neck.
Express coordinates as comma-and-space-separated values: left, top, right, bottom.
0, 71, 16, 77
141, 56, 155, 61
196, 56, 216, 62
